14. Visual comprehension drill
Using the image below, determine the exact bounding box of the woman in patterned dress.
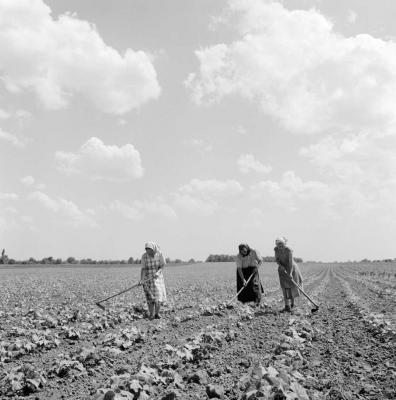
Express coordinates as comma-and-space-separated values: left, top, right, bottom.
236, 243, 264, 306
140, 242, 167, 319
274, 237, 303, 312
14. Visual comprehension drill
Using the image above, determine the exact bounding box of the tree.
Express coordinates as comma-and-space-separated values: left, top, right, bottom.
66, 257, 77, 264
0, 248, 8, 264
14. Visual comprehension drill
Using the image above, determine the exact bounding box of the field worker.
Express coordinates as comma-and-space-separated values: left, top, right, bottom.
274, 237, 303, 313
140, 242, 167, 320
236, 243, 264, 306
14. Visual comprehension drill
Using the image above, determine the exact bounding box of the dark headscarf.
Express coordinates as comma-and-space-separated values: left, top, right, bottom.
238, 243, 251, 257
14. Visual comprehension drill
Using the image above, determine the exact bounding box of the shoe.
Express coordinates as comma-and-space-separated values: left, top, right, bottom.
154, 314, 160, 319
280, 305, 291, 313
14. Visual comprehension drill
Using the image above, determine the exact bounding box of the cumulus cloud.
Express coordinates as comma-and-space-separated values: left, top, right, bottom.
187, 0, 396, 137
55, 137, 144, 181
237, 154, 272, 174
347, 10, 358, 24
300, 135, 396, 214
0, 0, 160, 114
0, 192, 19, 201
107, 198, 177, 221
174, 178, 243, 215
251, 171, 333, 213
28, 190, 96, 227
21, 176, 35, 187
0, 109, 10, 120
187, 0, 396, 218
173, 193, 218, 216
179, 178, 243, 197
0, 128, 29, 147
186, 138, 213, 152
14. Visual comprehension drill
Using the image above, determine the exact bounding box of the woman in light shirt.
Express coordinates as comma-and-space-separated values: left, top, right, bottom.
140, 242, 167, 319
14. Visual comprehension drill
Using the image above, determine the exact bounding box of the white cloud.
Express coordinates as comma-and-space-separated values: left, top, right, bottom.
20, 175, 46, 190
138, 199, 177, 220
0, 192, 19, 201
173, 193, 218, 216
0, 0, 160, 114
188, 0, 396, 219
300, 134, 396, 214
174, 178, 243, 215
28, 190, 96, 227
179, 178, 243, 197
0, 128, 29, 147
21, 175, 35, 187
108, 200, 144, 221
55, 137, 144, 181
347, 10, 358, 24
237, 154, 272, 174
15, 110, 32, 119
251, 171, 334, 214
106, 198, 177, 221
187, 0, 396, 137
28, 191, 58, 212
186, 138, 213, 152
0, 109, 10, 120
236, 125, 247, 135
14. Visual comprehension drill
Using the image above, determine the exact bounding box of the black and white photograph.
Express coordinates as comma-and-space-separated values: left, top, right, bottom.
0, 0, 395, 398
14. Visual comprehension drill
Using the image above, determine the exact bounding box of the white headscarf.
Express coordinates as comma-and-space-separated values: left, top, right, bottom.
275, 237, 287, 246
145, 242, 160, 253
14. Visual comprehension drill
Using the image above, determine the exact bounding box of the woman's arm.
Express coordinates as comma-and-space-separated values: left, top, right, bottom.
254, 249, 263, 266
236, 256, 245, 283
287, 248, 294, 276
140, 256, 145, 283
155, 253, 166, 276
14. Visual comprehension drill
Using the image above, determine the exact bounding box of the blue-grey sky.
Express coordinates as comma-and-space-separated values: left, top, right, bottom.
1, 0, 395, 261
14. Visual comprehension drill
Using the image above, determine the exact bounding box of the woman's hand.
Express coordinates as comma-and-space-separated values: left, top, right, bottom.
243, 279, 247, 286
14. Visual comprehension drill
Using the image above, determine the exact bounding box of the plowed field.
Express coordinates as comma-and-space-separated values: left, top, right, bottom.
1, 262, 395, 399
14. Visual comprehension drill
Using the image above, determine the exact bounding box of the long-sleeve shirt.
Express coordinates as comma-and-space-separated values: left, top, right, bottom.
236, 249, 262, 269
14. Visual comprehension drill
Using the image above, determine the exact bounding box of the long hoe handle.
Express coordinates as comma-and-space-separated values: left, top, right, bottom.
282, 270, 319, 310
96, 277, 153, 309
227, 272, 255, 306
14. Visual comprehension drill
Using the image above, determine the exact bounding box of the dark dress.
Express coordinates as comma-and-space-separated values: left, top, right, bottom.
236, 250, 264, 303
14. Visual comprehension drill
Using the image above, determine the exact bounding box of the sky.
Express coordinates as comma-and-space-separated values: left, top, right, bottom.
1, 0, 396, 262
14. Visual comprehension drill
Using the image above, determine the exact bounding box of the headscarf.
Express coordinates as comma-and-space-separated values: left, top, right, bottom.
145, 242, 160, 253
275, 237, 287, 246
238, 243, 251, 256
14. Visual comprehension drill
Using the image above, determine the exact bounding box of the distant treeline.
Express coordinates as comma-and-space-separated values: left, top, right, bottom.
205, 254, 303, 263
0, 255, 200, 265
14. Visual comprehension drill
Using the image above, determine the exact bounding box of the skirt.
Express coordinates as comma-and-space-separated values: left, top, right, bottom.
143, 272, 167, 304
236, 266, 264, 304
278, 263, 303, 299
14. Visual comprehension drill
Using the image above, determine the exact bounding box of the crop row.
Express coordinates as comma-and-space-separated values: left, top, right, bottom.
334, 271, 395, 339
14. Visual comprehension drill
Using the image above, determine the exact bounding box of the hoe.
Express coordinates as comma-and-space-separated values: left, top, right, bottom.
282, 270, 319, 313
95, 277, 152, 311
227, 272, 255, 306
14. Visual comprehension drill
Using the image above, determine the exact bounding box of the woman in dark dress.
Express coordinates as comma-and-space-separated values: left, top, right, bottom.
236, 243, 264, 306
274, 237, 303, 312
